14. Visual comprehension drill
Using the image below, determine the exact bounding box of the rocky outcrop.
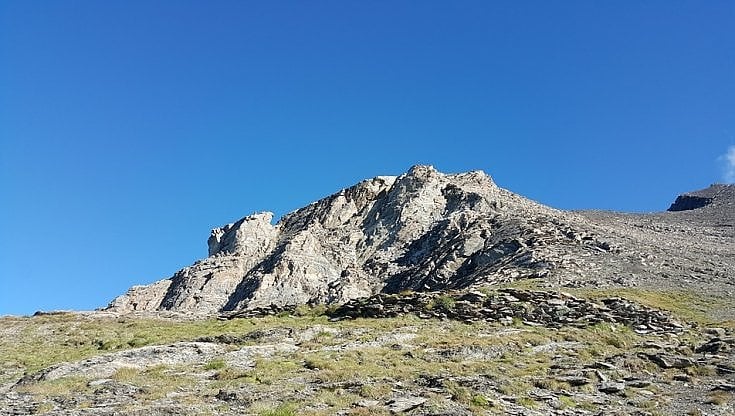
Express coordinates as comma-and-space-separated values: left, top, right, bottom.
107, 166, 735, 315
16, 342, 225, 383
668, 194, 714, 212
668, 184, 735, 212
105, 280, 171, 313
328, 288, 685, 333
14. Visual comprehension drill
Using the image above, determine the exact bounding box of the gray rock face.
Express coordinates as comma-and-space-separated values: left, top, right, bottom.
106, 166, 735, 315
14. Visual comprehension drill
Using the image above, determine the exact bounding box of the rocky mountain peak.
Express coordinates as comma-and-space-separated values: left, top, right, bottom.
406, 163, 438, 179
207, 212, 276, 257
106, 167, 735, 315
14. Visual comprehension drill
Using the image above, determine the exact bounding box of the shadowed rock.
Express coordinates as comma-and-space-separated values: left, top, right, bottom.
668, 184, 734, 211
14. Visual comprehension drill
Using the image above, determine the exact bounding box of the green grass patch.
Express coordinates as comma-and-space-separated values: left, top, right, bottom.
204, 358, 227, 370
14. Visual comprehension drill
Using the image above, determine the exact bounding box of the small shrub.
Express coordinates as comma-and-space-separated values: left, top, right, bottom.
312, 330, 335, 343
445, 381, 470, 403
214, 367, 248, 381
602, 335, 626, 349
304, 357, 333, 370
477, 286, 495, 296
204, 359, 227, 371
533, 378, 567, 391
636, 399, 659, 410
359, 382, 392, 399
294, 304, 328, 317
93, 339, 115, 351
577, 400, 598, 411
559, 395, 576, 409
517, 396, 538, 409
686, 365, 717, 377
111, 366, 140, 381
436, 295, 456, 309
127, 337, 149, 348
470, 394, 490, 408
424, 295, 456, 311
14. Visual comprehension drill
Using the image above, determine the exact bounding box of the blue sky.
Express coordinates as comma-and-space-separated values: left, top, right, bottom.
1, 1, 734, 315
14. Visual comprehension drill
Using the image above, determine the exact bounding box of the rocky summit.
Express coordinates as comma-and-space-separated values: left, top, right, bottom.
107, 165, 735, 316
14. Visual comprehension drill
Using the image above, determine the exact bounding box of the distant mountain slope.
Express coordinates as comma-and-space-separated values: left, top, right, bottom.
107, 167, 735, 314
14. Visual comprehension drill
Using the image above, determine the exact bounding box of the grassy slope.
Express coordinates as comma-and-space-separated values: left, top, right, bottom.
1, 287, 733, 415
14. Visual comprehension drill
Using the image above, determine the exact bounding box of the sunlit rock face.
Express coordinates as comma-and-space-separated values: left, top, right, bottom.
106, 166, 735, 315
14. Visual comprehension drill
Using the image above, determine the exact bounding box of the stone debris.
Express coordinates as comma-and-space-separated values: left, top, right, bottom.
598, 381, 626, 394
355, 399, 380, 407
641, 352, 695, 369
713, 383, 735, 392
555, 375, 591, 386
216, 304, 298, 320
696, 337, 735, 354
298, 288, 685, 333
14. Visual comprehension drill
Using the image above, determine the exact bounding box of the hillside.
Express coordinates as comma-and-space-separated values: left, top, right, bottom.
1, 167, 734, 415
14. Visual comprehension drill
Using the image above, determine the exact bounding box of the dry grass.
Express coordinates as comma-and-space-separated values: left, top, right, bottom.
705, 391, 732, 406
569, 288, 727, 325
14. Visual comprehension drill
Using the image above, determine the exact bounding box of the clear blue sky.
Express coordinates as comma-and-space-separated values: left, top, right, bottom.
1, 2, 734, 315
